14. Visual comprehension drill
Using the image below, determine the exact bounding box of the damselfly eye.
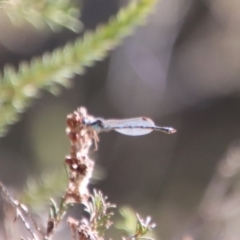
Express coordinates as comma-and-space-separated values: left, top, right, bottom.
94, 119, 104, 128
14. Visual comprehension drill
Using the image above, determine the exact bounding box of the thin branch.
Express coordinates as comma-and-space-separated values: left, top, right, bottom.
0, 182, 44, 239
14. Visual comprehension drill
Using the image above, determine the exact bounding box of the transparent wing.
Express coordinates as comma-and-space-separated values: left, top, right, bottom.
103, 117, 155, 136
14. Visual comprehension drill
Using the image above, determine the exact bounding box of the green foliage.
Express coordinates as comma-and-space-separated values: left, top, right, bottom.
116, 206, 138, 234
83, 191, 156, 239
1, 0, 82, 32
48, 197, 70, 223
117, 206, 156, 240
84, 190, 116, 237
0, 0, 156, 137
49, 198, 59, 219
134, 214, 156, 239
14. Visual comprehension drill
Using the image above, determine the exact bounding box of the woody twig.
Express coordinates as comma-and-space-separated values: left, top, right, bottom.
45, 107, 98, 239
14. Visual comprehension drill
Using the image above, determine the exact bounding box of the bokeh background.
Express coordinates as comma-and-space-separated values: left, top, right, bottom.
1, 0, 240, 239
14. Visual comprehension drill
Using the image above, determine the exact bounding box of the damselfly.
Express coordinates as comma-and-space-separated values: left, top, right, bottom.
83, 117, 176, 136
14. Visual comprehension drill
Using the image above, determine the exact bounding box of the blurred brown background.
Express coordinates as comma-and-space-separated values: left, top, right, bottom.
1, 0, 240, 239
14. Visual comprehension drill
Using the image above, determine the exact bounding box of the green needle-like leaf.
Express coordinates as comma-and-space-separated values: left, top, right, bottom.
1, 0, 82, 32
